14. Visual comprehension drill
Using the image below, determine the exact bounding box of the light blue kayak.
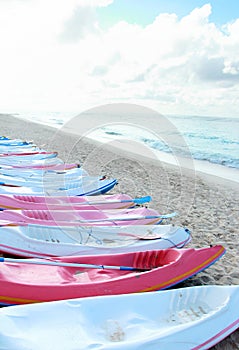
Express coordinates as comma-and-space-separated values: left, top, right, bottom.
0, 177, 117, 196
0, 285, 238, 349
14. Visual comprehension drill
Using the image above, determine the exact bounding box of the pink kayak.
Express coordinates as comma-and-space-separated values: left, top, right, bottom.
0, 245, 225, 305
0, 194, 151, 210
0, 207, 175, 226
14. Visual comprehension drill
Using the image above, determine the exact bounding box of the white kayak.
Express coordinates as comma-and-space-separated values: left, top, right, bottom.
0, 156, 63, 167
0, 285, 238, 350
0, 177, 117, 196
0, 166, 89, 179
0, 224, 191, 257
0, 174, 107, 188
0, 145, 41, 153
0, 139, 33, 146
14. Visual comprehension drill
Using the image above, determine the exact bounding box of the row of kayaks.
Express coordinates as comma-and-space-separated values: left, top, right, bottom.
0, 136, 238, 349
0, 139, 117, 196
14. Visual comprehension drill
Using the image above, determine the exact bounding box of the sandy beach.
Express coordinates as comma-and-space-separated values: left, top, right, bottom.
0, 113, 239, 349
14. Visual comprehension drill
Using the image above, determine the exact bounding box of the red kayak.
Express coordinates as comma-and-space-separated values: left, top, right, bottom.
0, 151, 57, 157
2, 163, 79, 170
0, 245, 225, 305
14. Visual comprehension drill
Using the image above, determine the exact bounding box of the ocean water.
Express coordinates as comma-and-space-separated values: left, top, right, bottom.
15, 111, 239, 182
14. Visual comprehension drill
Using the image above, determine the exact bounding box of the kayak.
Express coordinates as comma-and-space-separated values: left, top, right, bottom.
0, 207, 174, 226
0, 139, 33, 146
0, 166, 89, 180
0, 284, 237, 349
0, 245, 225, 305
0, 224, 191, 257
0, 151, 58, 159
1, 163, 80, 170
0, 194, 151, 210
0, 155, 63, 166
0, 145, 40, 153
0, 178, 118, 196
0, 174, 118, 192
0, 173, 113, 188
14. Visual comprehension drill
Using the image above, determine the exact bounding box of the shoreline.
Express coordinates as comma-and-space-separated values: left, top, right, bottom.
6, 112, 239, 186
0, 114, 239, 348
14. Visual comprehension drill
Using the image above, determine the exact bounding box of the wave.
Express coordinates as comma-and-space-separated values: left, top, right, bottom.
13, 111, 239, 171
168, 115, 239, 123
183, 132, 239, 145
136, 135, 239, 169
105, 131, 123, 136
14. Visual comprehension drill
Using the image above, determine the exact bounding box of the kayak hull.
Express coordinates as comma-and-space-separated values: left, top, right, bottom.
0, 207, 166, 226
0, 224, 191, 257
0, 285, 238, 350
0, 178, 117, 196
0, 194, 149, 210
0, 245, 225, 305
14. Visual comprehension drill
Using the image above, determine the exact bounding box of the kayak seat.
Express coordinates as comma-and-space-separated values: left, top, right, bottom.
133, 249, 181, 269
132, 250, 162, 269
22, 210, 54, 220
15, 195, 38, 203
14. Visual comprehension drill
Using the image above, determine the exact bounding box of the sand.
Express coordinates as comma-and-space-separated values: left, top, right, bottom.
0, 113, 239, 349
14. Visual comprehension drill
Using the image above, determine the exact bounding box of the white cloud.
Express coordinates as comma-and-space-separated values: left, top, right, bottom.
76, 0, 113, 6
0, 2, 238, 117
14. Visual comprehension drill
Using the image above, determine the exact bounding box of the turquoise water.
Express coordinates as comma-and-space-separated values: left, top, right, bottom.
168, 115, 239, 169
15, 111, 239, 175
90, 115, 239, 170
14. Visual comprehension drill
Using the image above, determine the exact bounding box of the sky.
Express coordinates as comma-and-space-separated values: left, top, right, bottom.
0, 0, 239, 117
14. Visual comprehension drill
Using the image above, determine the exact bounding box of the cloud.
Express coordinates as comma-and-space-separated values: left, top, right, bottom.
59, 0, 114, 42
91, 65, 109, 76
59, 6, 99, 42
0, 2, 238, 117
192, 56, 239, 82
